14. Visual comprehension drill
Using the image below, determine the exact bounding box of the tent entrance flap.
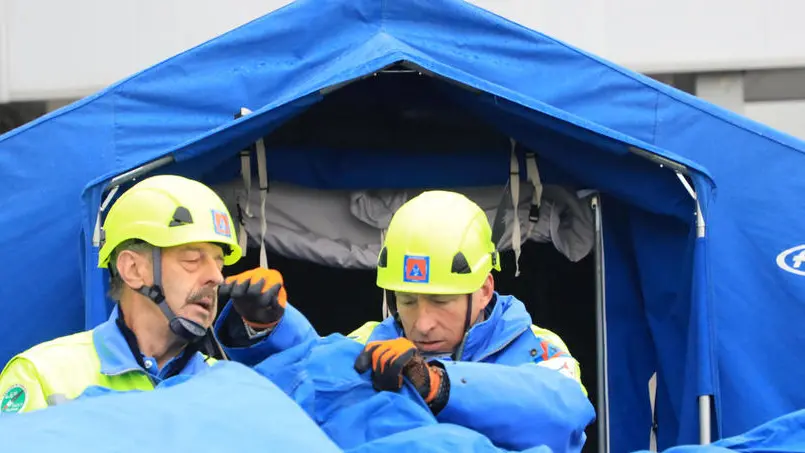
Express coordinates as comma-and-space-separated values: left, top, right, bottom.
674, 168, 714, 446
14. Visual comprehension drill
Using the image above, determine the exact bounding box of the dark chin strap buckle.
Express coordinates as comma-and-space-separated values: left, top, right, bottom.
137, 284, 207, 344
170, 317, 208, 342
139, 285, 165, 305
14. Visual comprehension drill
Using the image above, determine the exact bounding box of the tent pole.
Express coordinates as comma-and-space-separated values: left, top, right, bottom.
94, 155, 176, 247
591, 194, 610, 453
629, 146, 690, 174
679, 172, 712, 445
695, 197, 711, 445
106, 155, 175, 191
699, 395, 711, 444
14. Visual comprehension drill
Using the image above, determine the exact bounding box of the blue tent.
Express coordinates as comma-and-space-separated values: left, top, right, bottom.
2, 0, 805, 451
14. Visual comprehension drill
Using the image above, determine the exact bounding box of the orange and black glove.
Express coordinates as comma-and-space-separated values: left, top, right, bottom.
218, 268, 287, 330
353, 337, 450, 413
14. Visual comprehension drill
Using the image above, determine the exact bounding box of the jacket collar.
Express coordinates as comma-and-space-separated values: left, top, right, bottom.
92, 306, 209, 378
370, 292, 533, 360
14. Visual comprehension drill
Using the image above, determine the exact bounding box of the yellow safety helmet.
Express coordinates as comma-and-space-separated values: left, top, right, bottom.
377, 190, 500, 295
98, 174, 242, 268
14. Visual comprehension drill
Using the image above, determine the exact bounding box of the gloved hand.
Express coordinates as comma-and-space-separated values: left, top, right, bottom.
218, 268, 287, 330
354, 337, 449, 412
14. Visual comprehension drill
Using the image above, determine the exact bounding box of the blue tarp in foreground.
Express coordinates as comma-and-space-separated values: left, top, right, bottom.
0, 361, 344, 453
3, 338, 802, 453
0, 336, 565, 453
2, 0, 805, 451
635, 408, 805, 453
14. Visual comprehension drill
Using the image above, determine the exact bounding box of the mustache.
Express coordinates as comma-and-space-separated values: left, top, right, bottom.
187, 287, 217, 304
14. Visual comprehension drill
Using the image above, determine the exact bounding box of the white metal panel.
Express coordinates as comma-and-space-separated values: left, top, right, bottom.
5, 0, 292, 100
465, 0, 609, 56
599, 0, 805, 73
695, 73, 745, 115
469, 0, 805, 73
745, 100, 805, 140
0, 0, 10, 102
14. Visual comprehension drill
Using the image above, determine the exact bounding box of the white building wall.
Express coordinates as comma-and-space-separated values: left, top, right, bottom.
468, 0, 805, 74
0, 0, 293, 102
745, 101, 805, 138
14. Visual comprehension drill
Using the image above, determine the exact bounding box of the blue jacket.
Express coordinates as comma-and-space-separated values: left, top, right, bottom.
92, 306, 211, 382
215, 293, 596, 452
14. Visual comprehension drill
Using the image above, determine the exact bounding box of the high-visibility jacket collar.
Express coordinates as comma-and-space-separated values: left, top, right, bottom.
92, 306, 210, 380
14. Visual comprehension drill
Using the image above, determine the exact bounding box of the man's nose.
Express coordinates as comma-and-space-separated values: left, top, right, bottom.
412, 300, 437, 333
202, 258, 225, 286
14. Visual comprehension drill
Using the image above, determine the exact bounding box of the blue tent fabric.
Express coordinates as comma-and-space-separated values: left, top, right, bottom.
0, 361, 344, 453
1, 0, 804, 450
599, 199, 660, 452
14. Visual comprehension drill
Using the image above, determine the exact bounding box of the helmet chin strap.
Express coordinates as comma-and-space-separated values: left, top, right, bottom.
451, 293, 473, 361
136, 248, 207, 343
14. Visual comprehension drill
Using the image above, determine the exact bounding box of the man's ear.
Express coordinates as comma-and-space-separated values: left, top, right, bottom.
477, 273, 495, 310
115, 250, 151, 290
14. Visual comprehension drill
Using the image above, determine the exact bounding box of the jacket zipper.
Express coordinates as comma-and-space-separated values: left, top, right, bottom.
461, 324, 530, 362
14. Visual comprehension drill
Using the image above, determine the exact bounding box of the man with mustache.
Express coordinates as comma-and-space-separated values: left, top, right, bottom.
0, 174, 276, 414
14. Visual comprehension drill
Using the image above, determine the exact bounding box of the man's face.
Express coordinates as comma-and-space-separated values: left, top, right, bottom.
395, 274, 494, 354
158, 242, 226, 329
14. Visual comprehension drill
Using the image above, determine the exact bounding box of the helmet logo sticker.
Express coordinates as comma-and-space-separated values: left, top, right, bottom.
403, 255, 429, 283
211, 210, 232, 238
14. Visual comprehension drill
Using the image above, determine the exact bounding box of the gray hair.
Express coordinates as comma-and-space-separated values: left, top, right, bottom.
107, 240, 154, 301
